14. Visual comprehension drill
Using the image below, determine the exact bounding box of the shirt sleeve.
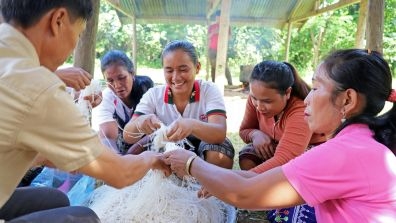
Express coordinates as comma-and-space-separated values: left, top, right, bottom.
19, 85, 104, 172
133, 87, 158, 116
239, 96, 260, 143
92, 88, 116, 125
202, 82, 226, 116
251, 100, 312, 173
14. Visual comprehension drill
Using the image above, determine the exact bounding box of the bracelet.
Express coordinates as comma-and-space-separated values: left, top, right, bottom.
185, 154, 198, 176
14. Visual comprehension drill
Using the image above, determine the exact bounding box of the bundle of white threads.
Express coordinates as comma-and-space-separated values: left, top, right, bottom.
76, 79, 102, 121
87, 170, 228, 223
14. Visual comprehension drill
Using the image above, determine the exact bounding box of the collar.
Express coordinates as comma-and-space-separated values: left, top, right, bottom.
164, 80, 200, 104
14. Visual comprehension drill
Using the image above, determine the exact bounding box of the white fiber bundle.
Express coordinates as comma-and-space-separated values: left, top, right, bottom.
87, 171, 228, 223
76, 79, 102, 120
87, 123, 232, 222
151, 123, 169, 152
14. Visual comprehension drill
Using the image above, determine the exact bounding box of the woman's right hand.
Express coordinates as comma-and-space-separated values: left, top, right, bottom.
251, 130, 276, 160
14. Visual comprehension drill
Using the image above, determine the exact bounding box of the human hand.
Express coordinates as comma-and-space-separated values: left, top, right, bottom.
145, 151, 171, 177
251, 130, 276, 160
163, 149, 196, 177
198, 186, 212, 199
83, 92, 102, 108
32, 154, 55, 168
136, 114, 162, 135
166, 118, 193, 141
55, 67, 92, 91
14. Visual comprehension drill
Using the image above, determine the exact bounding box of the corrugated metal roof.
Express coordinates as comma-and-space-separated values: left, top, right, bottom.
106, 0, 358, 29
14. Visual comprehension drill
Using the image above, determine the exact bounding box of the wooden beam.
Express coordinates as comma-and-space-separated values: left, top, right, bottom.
132, 16, 137, 72
366, 0, 384, 53
106, 0, 135, 19
215, 0, 232, 93
355, 0, 368, 48
134, 16, 286, 28
207, 0, 221, 19
290, 0, 360, 23
285, 22, 293, 61
206, 19, 210, 81
289, 0, 305, 19
74, 0, 100, 75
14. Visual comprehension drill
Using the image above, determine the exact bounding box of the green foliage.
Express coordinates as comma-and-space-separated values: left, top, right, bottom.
96, 2, 133, 59
96, 1, 396, 77
384, 0, 396, 74
135, 24, 207, 68
231, 26, 284, 67
289, 6, 356, 74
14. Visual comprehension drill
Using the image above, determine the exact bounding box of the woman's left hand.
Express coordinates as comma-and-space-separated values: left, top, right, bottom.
163, 149, 196, 177
166, 118, 194, 141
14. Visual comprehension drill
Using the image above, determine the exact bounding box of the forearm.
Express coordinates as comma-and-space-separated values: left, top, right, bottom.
79, 149, 155, 188
239, 99, 260, 143
234, 169, 258, 178
190, 119, 226, 144
190, 158, 303, 209
98, 122, 119, 151
123, 119, 142, 144
239, 129, 258, 143
251, 143, 305, 173
100, 137, 118, 153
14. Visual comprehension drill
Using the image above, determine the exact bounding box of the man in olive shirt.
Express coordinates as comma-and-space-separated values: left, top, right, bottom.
0, 1, 170, 222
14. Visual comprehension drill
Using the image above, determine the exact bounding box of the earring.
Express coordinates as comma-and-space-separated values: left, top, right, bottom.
341, 108, 346, 123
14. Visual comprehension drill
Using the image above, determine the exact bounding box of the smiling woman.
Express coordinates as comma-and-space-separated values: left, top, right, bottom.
123, 40, 235, 169
164, 49, 396, 222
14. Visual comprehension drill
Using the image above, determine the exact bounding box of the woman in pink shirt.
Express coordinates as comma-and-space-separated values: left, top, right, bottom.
164, 49, 396, 222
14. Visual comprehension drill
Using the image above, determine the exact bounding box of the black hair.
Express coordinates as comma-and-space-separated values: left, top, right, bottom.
1, 0, 93, 28
161, 40, 199, 66
324, 49, 396, 153
100, 50, 153, 111
101, 50, 134, 74
130, 76, 154, 111
249, 60, 310, 100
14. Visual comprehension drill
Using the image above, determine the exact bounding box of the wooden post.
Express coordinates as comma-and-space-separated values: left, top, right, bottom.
366, 0, 384, 53
355, 0, 368, 48
285, 22, 293, 61
73, 0, 100, 126
73, 0, 100, 75
132, 16, 137, 72
206, 19, 210, 81
216, 0, 232, 94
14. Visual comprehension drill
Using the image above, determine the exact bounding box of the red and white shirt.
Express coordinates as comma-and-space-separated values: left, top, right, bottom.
133, 80, 226, 125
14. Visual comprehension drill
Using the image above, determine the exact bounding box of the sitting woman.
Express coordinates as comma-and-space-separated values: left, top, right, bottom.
124, 40, 234, 169
165, 49, 396, 222
239, 60, 326, 172
238, 61, 326, 222
94, 50, 154, 154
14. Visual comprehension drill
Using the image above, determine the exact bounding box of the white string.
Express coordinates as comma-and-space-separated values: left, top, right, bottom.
87, 170, 229, 223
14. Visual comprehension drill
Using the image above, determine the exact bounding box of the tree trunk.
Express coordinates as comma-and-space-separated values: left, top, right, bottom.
355, 0, 368, 48
73, 0, 100, 126
73, 0, 100, 75
366, 0, 384, 53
